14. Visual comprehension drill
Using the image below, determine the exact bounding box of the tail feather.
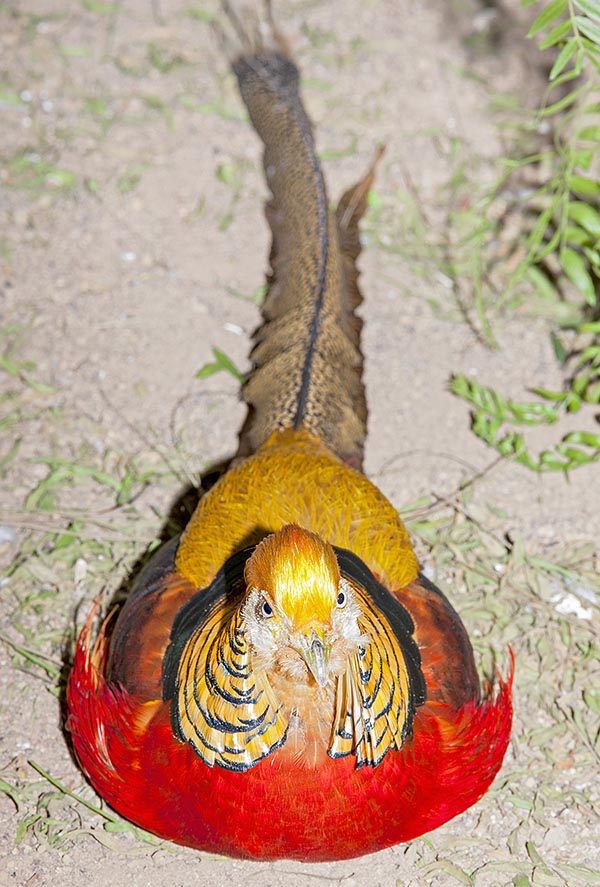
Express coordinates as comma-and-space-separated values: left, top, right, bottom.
227, 8, 377, 467
334, 146, 385, 435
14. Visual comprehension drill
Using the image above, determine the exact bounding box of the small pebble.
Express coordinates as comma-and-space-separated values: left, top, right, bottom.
552, 593, 592, 620
0, 525, 16, 544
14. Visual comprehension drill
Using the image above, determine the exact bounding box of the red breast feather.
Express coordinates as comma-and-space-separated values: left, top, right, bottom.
68, 609, 513, 862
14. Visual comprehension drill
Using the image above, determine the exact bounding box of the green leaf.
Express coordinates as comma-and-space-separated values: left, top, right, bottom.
564, 224, 592, 246
551, 63, 584, 89
419, 860, 474, 886
583, 247, 600, 268
555, 444, 592, 463
575, 0, 600, 19
583, 380, 600, 403
104, 820, 133, 833
565, 390, 583, 411
564, 430, 600, 447
560, 247, 597, 304
571, 147, 594, 169
196, 362, 223, 380
0, 778, 21, 810
527, 0, 567, 38
550, 331, 568, 364
539, 19, 571, 48
539, 450, 567, 469
216, 161, 243, 188
575, 14, 600, 44
196, 347, 245, 382
572, 374, 590, 396
525, 265, 556, 301
583, 688, 600, 715
540, 84, 585, 117
578, 125, 600, 141
525, 204, 555, 255
577, 344, 600, 366
549, 37, 578, 78
531, 386, 567, 401
568, 201, 600, 236
536, 226, 561, 262
517, 448, 542, 471
582, 42, 600, 74
551, 56, 584, 85
569, 174, 600, 197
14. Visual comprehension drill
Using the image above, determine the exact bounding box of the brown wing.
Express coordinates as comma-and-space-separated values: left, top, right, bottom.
398, 574, 481, 708
109, 537, 198, 699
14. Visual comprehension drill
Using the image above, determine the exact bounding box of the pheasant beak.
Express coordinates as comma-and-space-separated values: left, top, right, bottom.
299, 628, 330, 688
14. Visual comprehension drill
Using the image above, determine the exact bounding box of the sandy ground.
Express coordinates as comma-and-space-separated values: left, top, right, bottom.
1, 1, 599, 885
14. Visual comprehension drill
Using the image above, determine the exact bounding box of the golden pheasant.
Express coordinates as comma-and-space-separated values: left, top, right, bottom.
67, 9, 512, 862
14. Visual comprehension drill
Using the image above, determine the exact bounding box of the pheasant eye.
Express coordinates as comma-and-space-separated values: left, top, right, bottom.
260, 599, 273, 618
336, 590, 346, 607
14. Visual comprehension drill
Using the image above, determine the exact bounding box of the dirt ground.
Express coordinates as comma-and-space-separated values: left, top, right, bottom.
1, 1, 599, 885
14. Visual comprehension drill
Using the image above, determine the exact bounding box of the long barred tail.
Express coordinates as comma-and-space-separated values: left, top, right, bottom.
225, 5, 379, 468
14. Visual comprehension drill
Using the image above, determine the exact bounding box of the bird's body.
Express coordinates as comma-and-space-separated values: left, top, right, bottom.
67, 11, 512, 862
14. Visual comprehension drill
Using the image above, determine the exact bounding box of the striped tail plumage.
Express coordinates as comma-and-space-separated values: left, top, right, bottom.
227, 9, 380, 468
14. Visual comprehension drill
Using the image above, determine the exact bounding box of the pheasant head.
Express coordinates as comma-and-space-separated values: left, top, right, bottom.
242, 525, 364, 688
